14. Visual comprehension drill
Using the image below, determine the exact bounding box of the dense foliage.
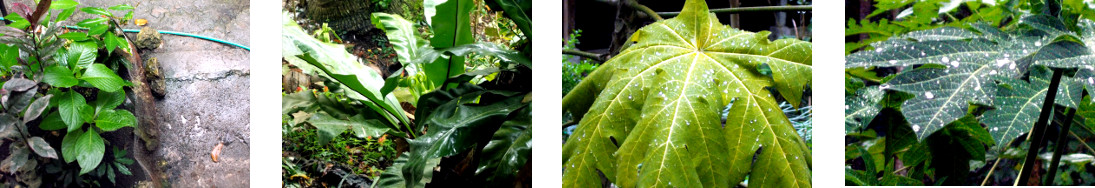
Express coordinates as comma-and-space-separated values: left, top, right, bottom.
561, 0, 813, 187
846, 0, 1095, 185
282, 0, 531, 187
0, 0, 139, 186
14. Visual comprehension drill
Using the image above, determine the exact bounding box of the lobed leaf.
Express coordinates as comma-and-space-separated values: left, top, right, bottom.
562, 0, 811, 187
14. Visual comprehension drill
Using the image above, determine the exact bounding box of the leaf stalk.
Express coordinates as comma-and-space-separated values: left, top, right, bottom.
1017, 68, 1064, 185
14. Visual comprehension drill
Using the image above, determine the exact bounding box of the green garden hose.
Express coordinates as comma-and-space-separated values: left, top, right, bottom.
0, 17, 250, 51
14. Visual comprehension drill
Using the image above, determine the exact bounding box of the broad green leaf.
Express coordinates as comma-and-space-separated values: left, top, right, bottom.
61, 128, 84, 163
846, 86, 884, 133
76, 17, 108, 28
27, 137, 58, 159
375, 154, 440, 188
371, 13, 427, 71
4, 13, 30, 29
282, 91, 317, 113
483, 0, 531, 38
306, 112, 389, 145
983, 67, 1083, 151
419, 43, 532, 68
402, 83, 527, 188
59, 90, 91, 132
108, 4, 135, 11
75, 129, 105, 174
80, 7, 112, 17
57, 32, 88, 41
104, 32, 118, 53
95, 109, 136, 131
475, 106, 532, 186
81, 64, 127, 92
50, 0, 79, 10
65, 41, 96, 69
561, 0, 810, 187
281, 13, 409, 126
43, 65, 78, 87
23, 94, 52, 122
94, 90, 125, 112
39, 112, 66, 130
425, 0, 475, 87
56, 8, 76, 22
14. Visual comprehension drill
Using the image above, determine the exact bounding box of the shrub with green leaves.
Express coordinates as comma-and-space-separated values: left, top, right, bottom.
845, 7, 1095, 185
0, 0, 138, 186
561, 0, 812, 187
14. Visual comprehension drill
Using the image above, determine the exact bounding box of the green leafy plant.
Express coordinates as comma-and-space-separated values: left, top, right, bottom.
845, 3, 1095, 184
561, 0, 812, 187
0, 0, 138, 186
282, 0, 533, 187
562, 29, 598, 96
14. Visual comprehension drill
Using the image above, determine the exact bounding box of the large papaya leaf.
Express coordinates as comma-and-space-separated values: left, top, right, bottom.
561, 0, 811, 187
846, 86, 884, 133
982, 66, 1081, 151
845, 16, 1082, 141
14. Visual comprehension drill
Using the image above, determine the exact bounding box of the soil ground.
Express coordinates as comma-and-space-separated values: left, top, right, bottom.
5, 0, 251, 187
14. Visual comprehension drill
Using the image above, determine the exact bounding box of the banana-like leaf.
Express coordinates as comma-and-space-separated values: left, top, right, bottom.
401, 83, 527, 188
846, 86, 884, 133
561, 0, 811, 187
982, 66, 1081, 151
375, 154, 440, 188
845, 16, 1081, 141
424, 0, 475, 87
281, 12, 410, 127
371, 12, 427, 75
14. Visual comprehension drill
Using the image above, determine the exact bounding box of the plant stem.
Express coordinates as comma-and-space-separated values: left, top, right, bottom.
981, 157, 1003, 186
656, 5, 812, 17
562, 49, 605, 62
1068, 130, 1095, 155
1045, 92, 1084, 185
1017, 68, 1064, 185
627, 0, 663, 21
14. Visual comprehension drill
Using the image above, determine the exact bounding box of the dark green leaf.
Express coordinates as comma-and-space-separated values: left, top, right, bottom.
76, 130, 105, 174
376, 154, 440, 188
58, 90, 90, 132
475, 106, 531, 186
95, 109, 136, 131
39, 112, 65, 130
306, 112, 389, 145
66, 41, 97, 69
424, 0, 475, 87
846, 86, 883, 133
983, 67, 1080, 151
44, 65, 79, 87
63, 128, 86, 163
94, 90, 125, 111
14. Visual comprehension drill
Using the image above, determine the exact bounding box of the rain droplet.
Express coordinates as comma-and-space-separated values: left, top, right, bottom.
925, 91, 934, 99
1035, 41, 1042, 46
888, 60, 897, 64
941, 57, 950, 63
912, 124, 921, 132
